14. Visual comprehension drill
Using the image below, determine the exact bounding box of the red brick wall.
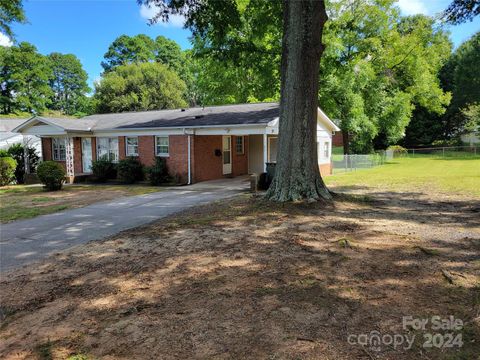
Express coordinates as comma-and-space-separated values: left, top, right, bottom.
166, 135, 189, 183
118, 136, 126, 160
319, 163, 332, 176
138, 136, 156, 166
42, 138, 52, 161
193, 135, 223, 182
73, 137, 83, 174
232, 135, 249, 177
332, 131, 343, 147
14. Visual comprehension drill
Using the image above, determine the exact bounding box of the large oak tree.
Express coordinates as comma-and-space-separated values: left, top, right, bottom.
139, 0, 331, 201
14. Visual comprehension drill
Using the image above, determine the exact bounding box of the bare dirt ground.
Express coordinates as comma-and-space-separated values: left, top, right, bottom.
0, 187, 479, 359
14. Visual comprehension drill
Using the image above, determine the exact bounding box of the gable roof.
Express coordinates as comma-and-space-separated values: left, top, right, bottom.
0, 118, 30, 132
12, 103, 339, 133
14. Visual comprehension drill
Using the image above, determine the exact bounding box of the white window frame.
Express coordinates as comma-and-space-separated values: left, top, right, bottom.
97, 137, 119, 162
126, 136, 139, 157
324, 141, 330, 159
52, 137, 66, 161
235, 136, 244, 154
155, 136, 169, 157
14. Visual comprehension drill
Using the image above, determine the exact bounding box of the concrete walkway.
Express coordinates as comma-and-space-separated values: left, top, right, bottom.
0, 177, 249, 272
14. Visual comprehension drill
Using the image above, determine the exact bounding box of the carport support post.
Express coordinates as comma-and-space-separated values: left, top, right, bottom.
22, 137, 30, 175
263, 133, 268, 172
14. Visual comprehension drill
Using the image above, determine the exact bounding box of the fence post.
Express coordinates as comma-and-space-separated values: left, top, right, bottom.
442, 147, 445, 158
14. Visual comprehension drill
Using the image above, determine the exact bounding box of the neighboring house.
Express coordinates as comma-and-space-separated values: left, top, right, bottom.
461, 131, 479, 146
13, 103, 339, 184
0, 118, 42, 156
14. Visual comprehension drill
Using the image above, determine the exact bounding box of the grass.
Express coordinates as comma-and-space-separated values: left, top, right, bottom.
0, 184, 163, 223
325, 156, 480, 197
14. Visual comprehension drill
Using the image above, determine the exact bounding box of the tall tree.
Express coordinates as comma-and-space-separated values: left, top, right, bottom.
0, 42, 52, 114
101, 34, 156, 72
47, 53, 90, 115
139, 0, 331, 201
444, 0, 480, 24
94, 62, 187, 113
0, 0, 26, 39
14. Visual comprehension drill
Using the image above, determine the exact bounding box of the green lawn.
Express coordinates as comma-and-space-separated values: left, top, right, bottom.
0, 184, 163, 223
325, 156, 480, 197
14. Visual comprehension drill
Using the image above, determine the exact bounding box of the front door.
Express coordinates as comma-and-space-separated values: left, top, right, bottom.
222, 135, 232, 175
82, 137, 92, 173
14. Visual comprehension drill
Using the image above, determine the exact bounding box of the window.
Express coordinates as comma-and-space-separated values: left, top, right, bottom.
155, 136, 169, 156
324, 142, 329, 158
235, 136, 244, 154
52, 137, 66, 161
97, 137, 119, 162
126, 137, 139, 156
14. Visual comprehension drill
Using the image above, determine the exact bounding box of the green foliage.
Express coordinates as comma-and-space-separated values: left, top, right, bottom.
91, 159, 117, 183
405, 32, 480, 145
0, 0, 26, 38
94, 62, 187, 113
387, 145, 408, 157
47, 52, 90, 115
101, 34, 156, 72
117, 157, 144, 184
0, 42, 53, 114
319, 3, 452, 152
443, 0, 480, 24
147, 157, 170, 185
0, 149, 8, 157
36, 161, 66, 191
7, 143, 40, 184
462, 103, 480, 133
0, 157, 17, 186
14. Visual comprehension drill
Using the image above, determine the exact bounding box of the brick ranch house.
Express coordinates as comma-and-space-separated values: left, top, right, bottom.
13, 103, 340, 184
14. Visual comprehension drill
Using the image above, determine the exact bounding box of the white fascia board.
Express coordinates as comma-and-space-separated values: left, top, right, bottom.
317, 108, 340, 132
93, 124, 269, 137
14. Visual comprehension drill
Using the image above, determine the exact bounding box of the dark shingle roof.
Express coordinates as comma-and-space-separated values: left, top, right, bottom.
85, 102, 279, 130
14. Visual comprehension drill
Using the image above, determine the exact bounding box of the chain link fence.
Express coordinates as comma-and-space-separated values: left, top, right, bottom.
407, 146, 479, 158
332, 151, 392, 174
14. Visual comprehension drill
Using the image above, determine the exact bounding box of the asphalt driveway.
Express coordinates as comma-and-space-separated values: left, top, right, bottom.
0, 177, 249, 272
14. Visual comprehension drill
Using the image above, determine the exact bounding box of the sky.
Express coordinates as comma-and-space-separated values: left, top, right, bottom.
1, 0, 479, 91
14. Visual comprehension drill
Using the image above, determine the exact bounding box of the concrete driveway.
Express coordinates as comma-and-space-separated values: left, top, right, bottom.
0, 177, 249, 272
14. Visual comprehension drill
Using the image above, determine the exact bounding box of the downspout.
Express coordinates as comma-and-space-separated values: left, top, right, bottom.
183, 128, 194, 185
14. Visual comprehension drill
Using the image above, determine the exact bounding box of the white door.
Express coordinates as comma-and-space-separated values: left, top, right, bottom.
82, 138, 93, 173
222, 136, 232, 175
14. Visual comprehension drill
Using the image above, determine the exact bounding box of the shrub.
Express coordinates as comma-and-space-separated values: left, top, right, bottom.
117, 157, 144, 184
91, 159, 117, 182
147, 157, 171, 185
0, 149, 9, 157
37, 161, 66, 191
7, 143, 40, 184
0, 157, 17, 186
387, 145, 408, 157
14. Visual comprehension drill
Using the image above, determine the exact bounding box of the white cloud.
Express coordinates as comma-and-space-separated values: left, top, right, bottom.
139, 4, 185, 28
397, 0, 429, 15
0, 33, 13, 47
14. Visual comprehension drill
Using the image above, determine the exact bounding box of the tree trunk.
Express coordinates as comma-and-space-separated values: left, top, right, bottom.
342, 131, 350, 155
266, 0, 330, 202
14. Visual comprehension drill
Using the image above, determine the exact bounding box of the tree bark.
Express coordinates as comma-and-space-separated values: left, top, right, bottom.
266, 0, 330, 202
342, 131, 350, 155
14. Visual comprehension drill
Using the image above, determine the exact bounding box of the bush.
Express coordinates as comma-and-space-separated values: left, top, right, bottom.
7, 143, 40, 184
37, 161, 66, 191
0, 157, 17, 186
117, 157, 144, 184
147, 157, 171, 185
91, 159, 117, 182
0, 149, 9, 157
387, 145, 408, 157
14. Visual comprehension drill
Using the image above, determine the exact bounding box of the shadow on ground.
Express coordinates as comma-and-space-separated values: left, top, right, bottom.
0, 189, 479, 359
